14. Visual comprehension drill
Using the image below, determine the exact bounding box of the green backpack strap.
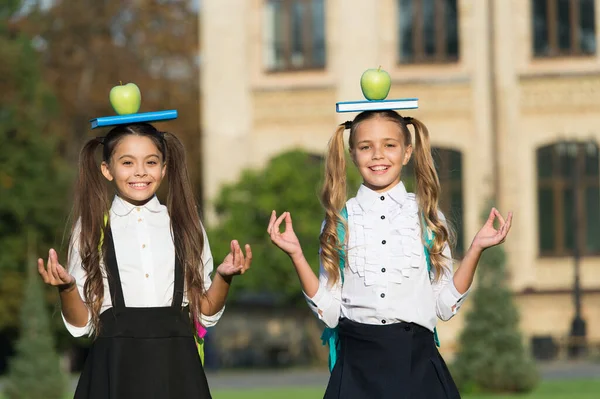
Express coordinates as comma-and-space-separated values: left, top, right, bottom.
98, 213, 109, 252
321, 206, 347, 372
422, 217, 441, 348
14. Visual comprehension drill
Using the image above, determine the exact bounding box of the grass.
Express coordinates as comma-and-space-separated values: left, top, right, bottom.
212, 379, 600, 399
0, 378, 597, 399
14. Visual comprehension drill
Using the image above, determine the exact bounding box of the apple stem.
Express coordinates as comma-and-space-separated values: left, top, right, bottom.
119, 80, 123, 85
378, 66, 381, 72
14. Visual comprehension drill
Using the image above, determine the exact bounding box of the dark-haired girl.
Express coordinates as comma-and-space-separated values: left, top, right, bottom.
38, 123, 252, 398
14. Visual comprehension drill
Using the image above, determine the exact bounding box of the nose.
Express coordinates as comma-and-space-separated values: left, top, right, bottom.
134, 165, 147, 177
372, 145, 384, 160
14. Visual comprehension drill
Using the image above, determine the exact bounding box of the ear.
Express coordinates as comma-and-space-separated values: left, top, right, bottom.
161, 162, 167, 179
403, 144, 413, 166
101, 161, 114, 182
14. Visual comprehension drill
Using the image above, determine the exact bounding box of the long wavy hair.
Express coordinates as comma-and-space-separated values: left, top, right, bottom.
319, 110, 453, 285
70, 123, 205, 335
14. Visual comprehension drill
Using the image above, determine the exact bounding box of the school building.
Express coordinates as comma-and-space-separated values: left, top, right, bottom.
201, 0, 600, 359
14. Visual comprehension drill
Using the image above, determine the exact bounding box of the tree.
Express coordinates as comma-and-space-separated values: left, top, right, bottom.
451, 204, 539, 394
207, 149, 362, 304
21, 0, 203, 195
3, 232, 68, 399
0, 1, 71, 333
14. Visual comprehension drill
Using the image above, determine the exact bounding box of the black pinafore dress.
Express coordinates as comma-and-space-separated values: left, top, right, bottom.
74, 228, 212, 399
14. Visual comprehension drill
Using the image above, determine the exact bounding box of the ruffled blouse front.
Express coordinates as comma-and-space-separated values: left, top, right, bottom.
305, 182, 468, 331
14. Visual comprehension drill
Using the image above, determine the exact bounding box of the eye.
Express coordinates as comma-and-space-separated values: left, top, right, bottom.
359, 145, 370, 150
385, 143, 397, 148
147, 160, 158, 165
122, 161, 133, 166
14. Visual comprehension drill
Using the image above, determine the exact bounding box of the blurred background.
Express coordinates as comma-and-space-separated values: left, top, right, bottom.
1, 0, 600, 398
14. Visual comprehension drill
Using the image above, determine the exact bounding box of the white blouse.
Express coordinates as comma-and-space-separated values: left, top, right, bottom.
305, 182, 468, 331
63, 195, 223, 337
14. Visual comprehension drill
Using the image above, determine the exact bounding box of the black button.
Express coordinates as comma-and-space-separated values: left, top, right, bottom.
404, 325, 411, 332
381, 268, 386, 273
382, 240, 386, 245
381, 320, 387, 324
380, 196, 385, 201
380, 215, 385, 220
380, 293, 385, 298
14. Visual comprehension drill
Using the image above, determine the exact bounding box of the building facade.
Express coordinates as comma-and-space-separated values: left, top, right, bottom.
201, 0, 600, 357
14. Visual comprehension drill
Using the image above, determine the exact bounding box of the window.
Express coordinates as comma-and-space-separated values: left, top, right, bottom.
398, 0, 459, 64
532, 0, 596, 57
403, 148, 464, 255
537, 141, 600, 256
263, 0, 325, 71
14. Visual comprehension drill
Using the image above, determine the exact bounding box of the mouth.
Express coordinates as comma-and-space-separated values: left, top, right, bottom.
128, 182, 152, 190
368, 165, 390, 174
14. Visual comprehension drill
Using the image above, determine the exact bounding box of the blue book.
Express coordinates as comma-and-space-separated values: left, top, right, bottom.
336, 98, 418, 113
90, 110, 178, 129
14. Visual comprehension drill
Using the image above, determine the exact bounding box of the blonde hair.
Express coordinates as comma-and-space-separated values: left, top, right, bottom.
319, 111, 452, 285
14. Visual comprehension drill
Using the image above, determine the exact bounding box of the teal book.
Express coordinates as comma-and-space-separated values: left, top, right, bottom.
336, 98, 418, 113
90, 110, 178, 129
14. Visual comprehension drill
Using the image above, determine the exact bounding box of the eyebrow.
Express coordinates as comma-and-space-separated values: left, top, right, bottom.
117, 154, 161, 160
356, 138, 401, 145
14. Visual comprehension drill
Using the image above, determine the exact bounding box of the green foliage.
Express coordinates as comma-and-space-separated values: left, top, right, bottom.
4, 239, 68, 399
207, 149, 362, 304
452, 203, 539, 394
0, 5, 72, 331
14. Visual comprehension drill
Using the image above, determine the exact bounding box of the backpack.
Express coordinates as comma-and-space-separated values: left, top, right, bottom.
321, 207, 440, 372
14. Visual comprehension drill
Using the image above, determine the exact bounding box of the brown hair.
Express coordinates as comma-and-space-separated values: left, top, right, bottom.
71, 123, 205, 335
319, 111, 452, 285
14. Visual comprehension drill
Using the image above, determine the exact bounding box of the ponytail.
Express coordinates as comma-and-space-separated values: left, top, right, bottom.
71, 137, 110, 335
319, 124, 349, 286
163, 132, 205, 325
406, 117, 451, 281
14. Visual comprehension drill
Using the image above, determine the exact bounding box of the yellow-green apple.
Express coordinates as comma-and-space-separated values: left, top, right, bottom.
360, 67, 391, 101
109, 82, 141, 115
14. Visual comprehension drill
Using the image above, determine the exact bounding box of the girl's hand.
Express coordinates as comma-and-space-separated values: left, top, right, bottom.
267, 211, 303, 258
471, 208, 513, 252
38, 249, 76, 292
216, 240, 252, 278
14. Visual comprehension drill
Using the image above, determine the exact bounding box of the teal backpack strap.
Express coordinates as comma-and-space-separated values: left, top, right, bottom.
320, 206, 348, 372
422, 217, 441, 348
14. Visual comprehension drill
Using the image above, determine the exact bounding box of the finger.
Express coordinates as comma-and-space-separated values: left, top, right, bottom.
244, 244, 252, 270
234, 241, 244, 267
500, 212, 513, 238
267, 211, 277, 234
49, 249, 61, 281
485, 208, 496, 226
56, 264, 71, 283
284, 212, 293, 232
494, 208, 506, 226
230, 240, 239, 265
37, 258, 49, 281
273, 212, 287, 234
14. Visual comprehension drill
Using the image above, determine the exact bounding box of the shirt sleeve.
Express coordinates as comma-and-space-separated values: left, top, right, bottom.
61, 220, 93, 337
198, 227, 224, 327
431, 243, 469, 321
302, 221, 343, 328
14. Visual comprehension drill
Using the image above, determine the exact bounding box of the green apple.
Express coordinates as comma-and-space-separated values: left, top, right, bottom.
109, 82, 141, 115
360, 66, 391, 101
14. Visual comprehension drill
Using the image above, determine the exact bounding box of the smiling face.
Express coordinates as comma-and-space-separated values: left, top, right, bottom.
101, 135, 166, 205
350, 117, 412, 193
